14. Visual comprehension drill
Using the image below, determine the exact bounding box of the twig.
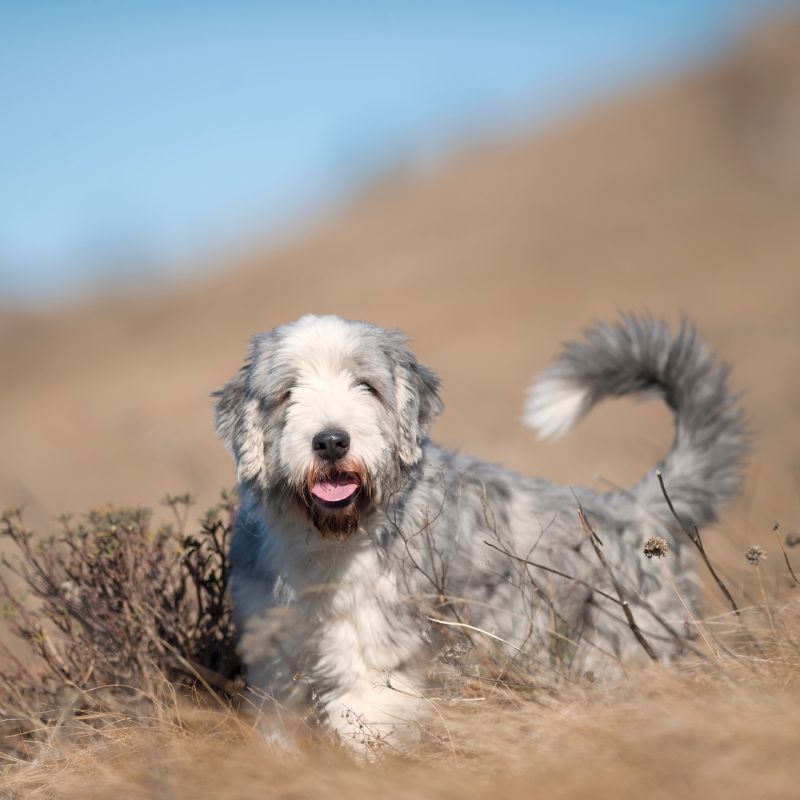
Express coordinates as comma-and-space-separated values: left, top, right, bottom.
381, 673, 456, 760
574, 499, 659, 663
481, 532, 625, 669
656, 471, 741, 617
483, 539, 622, 607
773, 522, 800, 587
426, 617, 532, 657
483, 538, 713, 661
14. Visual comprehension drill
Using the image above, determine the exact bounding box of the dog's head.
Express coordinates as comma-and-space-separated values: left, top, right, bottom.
214, 315, 442, 540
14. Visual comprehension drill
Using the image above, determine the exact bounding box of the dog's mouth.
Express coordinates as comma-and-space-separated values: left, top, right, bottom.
310, 471, 361, 509
303, 459, 368, 539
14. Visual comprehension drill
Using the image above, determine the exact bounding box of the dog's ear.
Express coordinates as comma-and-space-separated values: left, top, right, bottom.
214, 336, 271, 485
391, 334, 443, 466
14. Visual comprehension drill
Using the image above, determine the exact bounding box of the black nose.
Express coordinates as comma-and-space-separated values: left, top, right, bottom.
312, 429, 350, 461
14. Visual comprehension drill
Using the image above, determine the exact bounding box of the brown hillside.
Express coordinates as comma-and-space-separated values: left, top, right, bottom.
2, 17, 799, 580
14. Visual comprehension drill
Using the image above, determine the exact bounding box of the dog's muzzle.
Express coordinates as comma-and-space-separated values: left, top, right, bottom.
303, 437, 368, 539
308, 429, 362, 510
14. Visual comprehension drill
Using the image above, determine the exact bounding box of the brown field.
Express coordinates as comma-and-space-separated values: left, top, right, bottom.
3, 636, 800, 800
1, 15, 800, 799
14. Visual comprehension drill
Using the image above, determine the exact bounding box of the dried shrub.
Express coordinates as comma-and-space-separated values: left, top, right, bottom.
0, 492, 242, 743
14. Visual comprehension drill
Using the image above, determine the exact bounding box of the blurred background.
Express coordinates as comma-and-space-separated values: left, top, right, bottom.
1, 2, 799, 575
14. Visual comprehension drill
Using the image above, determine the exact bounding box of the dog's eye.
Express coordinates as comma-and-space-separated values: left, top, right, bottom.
357, 381, 379, 399
264, 389, 292, 411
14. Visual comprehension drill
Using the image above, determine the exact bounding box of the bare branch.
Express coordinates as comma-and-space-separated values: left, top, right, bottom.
574, 499, 659, 663
656, 471, 741, 617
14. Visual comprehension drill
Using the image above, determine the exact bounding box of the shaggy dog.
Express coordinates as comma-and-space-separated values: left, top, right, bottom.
214, 314, 746, 749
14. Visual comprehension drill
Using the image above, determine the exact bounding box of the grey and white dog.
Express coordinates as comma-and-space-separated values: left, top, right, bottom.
214, 314, 746, 747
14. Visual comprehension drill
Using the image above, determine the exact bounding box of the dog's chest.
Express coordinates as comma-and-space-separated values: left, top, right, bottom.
274, 538, 420, 675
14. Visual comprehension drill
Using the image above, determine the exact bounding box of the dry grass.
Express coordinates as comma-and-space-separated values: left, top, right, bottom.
3, 624, 800, 799
1, 494, 799, 799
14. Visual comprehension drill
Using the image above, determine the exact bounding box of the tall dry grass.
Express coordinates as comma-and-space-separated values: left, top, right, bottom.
0, 492, 798, 799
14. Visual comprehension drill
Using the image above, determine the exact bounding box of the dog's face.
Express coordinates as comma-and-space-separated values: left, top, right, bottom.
215, 315, 442, 540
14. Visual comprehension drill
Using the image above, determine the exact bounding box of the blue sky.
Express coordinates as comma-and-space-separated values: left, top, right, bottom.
1, 1, 797, 301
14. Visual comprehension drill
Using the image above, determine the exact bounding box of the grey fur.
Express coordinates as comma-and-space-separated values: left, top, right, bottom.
528, 314, 748, 531
214, 314, 747, 745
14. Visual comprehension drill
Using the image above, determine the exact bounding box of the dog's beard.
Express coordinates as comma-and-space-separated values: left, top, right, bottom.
300, 457, 369, 542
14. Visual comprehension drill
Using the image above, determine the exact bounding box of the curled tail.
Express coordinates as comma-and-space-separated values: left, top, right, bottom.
524, 315, 748, 530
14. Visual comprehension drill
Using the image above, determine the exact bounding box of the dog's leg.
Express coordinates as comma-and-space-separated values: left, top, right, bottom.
322, 667, 428, 755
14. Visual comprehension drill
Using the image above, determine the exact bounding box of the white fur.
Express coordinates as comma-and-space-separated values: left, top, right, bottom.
279, 370, 384, 488
523, 377, 588, 440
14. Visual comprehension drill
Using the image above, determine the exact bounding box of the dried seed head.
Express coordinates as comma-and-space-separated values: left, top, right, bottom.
745, 545, 767, 566
644, 536, 669, 559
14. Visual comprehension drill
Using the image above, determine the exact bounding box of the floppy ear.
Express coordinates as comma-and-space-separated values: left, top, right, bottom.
392, 335, 443, 467
214, 337, 270, 485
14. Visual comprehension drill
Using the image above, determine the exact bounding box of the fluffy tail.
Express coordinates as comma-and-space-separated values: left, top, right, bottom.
524, 315, 748, 530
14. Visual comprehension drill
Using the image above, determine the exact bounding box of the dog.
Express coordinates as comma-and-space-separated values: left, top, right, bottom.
214, 314, 746, 749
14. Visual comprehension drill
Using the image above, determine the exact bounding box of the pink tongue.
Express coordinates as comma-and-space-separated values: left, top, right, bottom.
311, 478, 359, 503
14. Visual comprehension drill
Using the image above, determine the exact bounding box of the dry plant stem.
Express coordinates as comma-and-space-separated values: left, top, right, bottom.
656, 559, 720, 658
656, 473, 769, 660
754, 564, 778, 640
773, 522, 800, 587
482, 539, 622, 607
575, 502, 659, 663
483, 538, 710, 661
656, 471, 741, 617
159, 640, 244, 714
478, 516, 622, 673
427, 616, 569, 680
381, 673, 456, 759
